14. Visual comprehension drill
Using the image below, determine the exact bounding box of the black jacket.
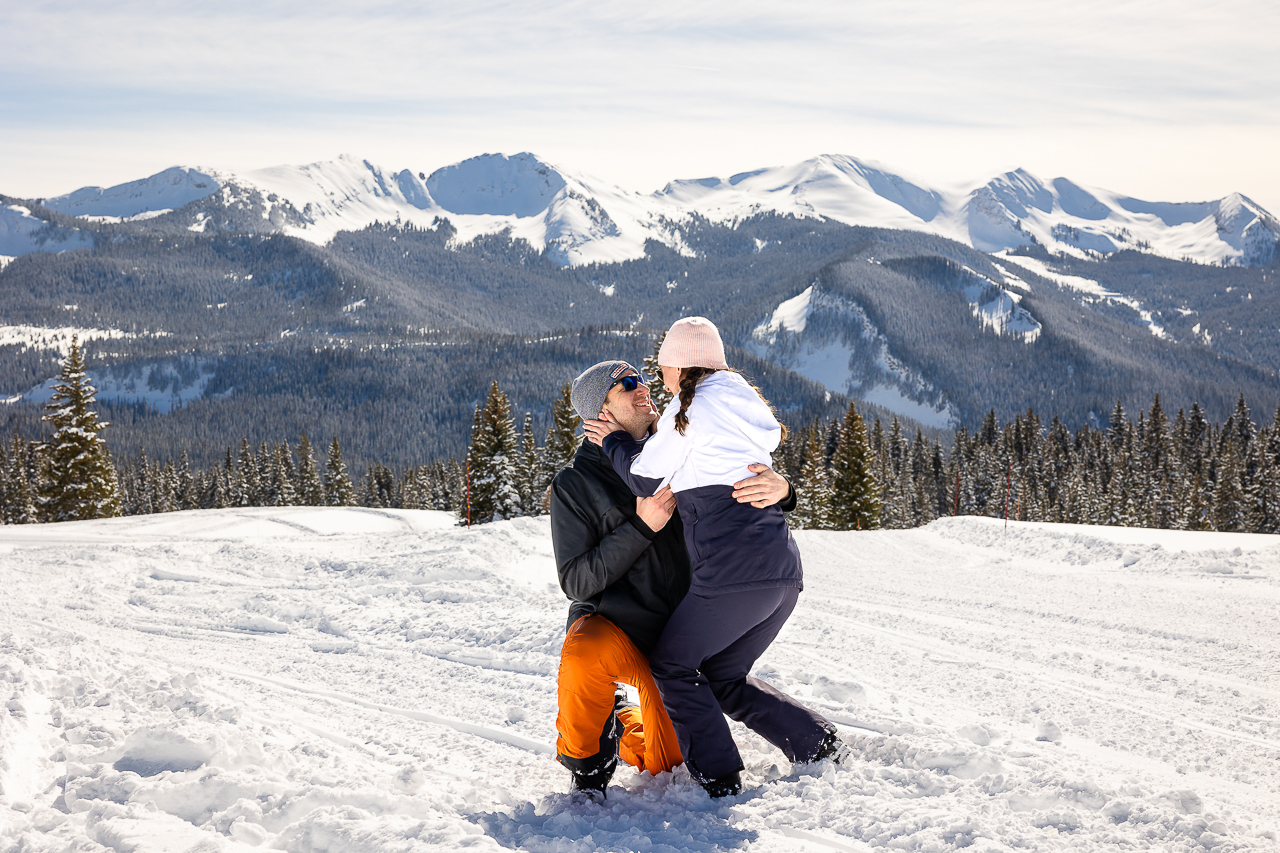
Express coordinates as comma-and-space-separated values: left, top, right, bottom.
551, 439, 691, 655
550, 438, 796, 656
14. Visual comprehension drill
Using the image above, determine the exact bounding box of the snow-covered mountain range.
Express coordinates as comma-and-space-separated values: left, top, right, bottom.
9, 153, 1279, 268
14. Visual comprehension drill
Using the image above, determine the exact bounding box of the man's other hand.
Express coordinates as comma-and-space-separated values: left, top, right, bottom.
636, 485, 676, 532
732, 464, 792, 508
582, 410, 626, 446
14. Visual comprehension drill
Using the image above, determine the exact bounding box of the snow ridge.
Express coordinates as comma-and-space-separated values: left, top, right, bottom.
14, 154, 1279, 269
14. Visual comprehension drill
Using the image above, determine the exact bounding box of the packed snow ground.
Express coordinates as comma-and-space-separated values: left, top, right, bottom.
2, 509, 1279, 852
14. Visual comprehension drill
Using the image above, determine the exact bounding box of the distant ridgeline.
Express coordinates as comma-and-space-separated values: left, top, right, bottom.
2, 183, 1280, 472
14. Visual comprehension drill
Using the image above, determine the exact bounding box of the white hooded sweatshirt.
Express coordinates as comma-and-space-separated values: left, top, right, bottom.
631, 371, 782, 492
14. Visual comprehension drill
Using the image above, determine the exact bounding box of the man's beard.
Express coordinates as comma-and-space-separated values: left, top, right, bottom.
608, 402, 658, 438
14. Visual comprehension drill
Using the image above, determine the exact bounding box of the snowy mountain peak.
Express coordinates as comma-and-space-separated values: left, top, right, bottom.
44, 166, 222, 220
426, 152, 568, 218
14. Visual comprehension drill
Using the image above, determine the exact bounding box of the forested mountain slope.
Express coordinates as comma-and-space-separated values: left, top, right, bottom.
2, 188, 1277, 467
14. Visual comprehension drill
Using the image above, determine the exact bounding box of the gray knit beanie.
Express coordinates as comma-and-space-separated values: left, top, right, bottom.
570, 360, 638, 420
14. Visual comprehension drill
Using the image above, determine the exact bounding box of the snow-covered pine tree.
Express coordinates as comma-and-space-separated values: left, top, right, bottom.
154, 461, 178, 513
1105, 425, 1140, 527
176, 452, 197, 510
465, 381, 522, 524
3, 433, 39, 524
429, 460, 457, 511
1141, 394, 1179, 529
296, 433, 326, 506
38, 337, 122, 522
1212, 432, 1247, 532
828, 403, 880, 530
325, 438, 357, 506
1244, 438, 1279, 534
791, 421, 832, 530
514, 412, 542, 516
642, 328, 673, 413
236, 439, 259, 507
1231, 393, 1257, 460
408, 466, 433, 510
204, 465, 230, 509
270, 443, 298, 507
256, 440, 273, 505
358, 466, 383, 507
1107, 400, 1127, 451
907, 428, 935, 526
930, 441, 949, 519
543, 382, 580, 483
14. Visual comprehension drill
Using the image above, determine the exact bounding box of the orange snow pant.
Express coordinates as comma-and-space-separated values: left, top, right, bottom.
556, 614, 682, 776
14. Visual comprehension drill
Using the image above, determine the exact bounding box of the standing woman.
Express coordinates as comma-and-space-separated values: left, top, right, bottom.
593, 316, 846, 797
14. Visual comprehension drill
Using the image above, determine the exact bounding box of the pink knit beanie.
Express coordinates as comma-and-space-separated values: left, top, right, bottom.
658, 316, 729, 369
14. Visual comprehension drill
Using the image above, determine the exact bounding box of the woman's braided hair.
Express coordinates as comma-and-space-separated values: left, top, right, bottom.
672, 367, 788, 442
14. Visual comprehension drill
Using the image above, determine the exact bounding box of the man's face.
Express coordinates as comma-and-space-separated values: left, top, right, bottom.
602, 369, 658, 438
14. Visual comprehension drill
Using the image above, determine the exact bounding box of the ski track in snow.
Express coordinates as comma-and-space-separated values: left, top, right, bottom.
2, 508, 1278, 852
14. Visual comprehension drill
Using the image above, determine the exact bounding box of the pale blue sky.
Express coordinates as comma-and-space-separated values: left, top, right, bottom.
3, 0, 1277, 210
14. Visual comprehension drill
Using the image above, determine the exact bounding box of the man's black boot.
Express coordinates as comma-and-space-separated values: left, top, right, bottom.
809, 729, 850, 765
570, 768, 611, 803
700, 770, 742, 799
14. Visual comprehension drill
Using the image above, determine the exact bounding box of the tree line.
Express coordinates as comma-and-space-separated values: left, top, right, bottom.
3, 337, 1278, 536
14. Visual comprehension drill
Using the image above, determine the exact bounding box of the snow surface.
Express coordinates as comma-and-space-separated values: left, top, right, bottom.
4, 508, 1278, 851
750, 287, 958, 429
0, 326, 137, 358
996, 254, 1170, 340
24, 154, 1280, 268
0, 205, 92, 257
14, 358, 216, 413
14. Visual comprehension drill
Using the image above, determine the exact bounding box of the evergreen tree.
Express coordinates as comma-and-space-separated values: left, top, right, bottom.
296, 433, 326, 506
1141, 394, 1179, 529
1107, 400, 1127, 451
203, 465, 230, 509
792, 421, 832, 529
1212, 433, 1247, 532
256, 440, 273, 504
325, 438, 357, 506
38, 337, 122, 521
236, 439, 259, 507
176, 451, 197, 510
642, 328, 673, 413
828, 403, 880, 530
464, 381, 522, 524
429, 460, 458, 511
543, 382, 580, 482
270, 443, 298, 507
3, 434, 39, 524
1245, 438, 1280, 533
514, 412, 542, 516
154, 461, 178, 513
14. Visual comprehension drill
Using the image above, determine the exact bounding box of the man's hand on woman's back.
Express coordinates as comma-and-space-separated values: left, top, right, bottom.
732, 464, 792, 508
